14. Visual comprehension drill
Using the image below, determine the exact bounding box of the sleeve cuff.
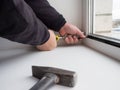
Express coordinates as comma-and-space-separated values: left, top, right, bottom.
50, 15, 66, 32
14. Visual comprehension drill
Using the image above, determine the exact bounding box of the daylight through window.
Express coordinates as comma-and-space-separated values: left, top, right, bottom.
93, 0, 120, 40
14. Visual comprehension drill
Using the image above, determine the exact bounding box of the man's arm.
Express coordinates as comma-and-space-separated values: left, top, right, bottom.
36, 30, 57, 51
25, 0, 66, 32
25, 0, 86, 44
0, 0, 56, 51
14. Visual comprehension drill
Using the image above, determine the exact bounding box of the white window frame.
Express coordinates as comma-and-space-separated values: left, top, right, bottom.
82, 0, 120, 60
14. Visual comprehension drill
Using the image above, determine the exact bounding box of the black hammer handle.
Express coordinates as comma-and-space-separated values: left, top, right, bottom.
30, 73, 59, 90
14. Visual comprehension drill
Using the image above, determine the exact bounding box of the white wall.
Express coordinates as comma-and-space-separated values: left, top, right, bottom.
48, 0, 82, 29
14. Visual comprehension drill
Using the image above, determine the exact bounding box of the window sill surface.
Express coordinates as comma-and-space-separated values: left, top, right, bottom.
0, 38, 120, 90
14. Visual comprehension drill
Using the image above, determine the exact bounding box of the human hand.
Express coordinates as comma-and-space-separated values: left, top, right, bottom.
36, 30, 57, 51
59, 23, 86, 44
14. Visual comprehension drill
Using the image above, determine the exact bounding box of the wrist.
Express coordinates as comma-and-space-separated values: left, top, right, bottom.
59, 22, 69, 36
36, 30, 57, 51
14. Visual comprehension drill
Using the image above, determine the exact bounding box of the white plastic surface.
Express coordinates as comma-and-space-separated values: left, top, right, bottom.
0, 38, 120, 90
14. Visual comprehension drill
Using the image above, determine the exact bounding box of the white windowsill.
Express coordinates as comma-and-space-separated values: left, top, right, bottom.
82, 0, 120, 61
0, 38, 120, 90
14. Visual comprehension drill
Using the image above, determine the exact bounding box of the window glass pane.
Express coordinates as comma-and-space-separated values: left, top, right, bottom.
94, 0, 120, 40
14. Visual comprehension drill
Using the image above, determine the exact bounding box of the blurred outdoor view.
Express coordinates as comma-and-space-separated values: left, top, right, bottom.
94, 0, 120, 40
113, 0, 120, 29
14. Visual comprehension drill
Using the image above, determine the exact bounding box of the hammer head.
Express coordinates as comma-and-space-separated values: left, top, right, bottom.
32, 66, 77, 87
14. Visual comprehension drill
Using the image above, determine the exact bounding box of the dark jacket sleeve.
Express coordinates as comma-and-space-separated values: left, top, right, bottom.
25, 0, 66, 32
0, 0, 50, 45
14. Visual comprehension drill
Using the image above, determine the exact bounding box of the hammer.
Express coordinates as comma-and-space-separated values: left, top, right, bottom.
30, 66, 77, 90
